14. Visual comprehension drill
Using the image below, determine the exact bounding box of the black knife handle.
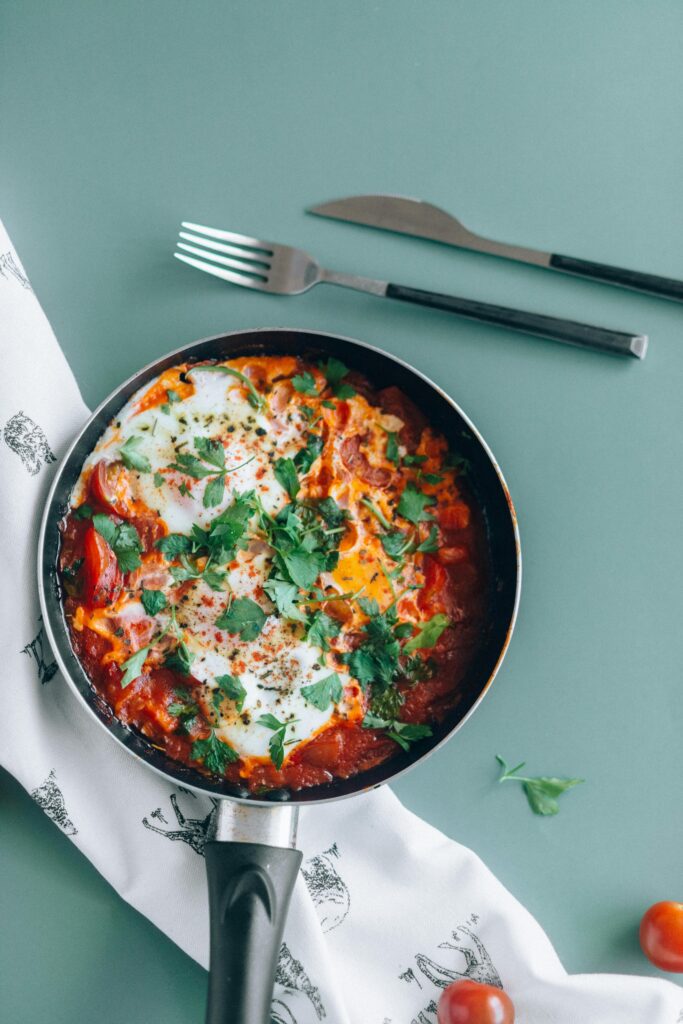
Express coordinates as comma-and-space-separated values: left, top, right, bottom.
385, 282, 647, 359
204, 841, 302, 1024
550, 253, 683, 302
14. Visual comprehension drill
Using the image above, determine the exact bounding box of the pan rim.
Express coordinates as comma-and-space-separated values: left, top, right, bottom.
37, 325, 522, 807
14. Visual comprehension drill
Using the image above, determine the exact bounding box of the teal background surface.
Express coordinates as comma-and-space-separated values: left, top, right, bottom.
2, 2, 683, 1020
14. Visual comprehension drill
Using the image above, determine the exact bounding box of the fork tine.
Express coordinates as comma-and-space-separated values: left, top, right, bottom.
173, 252, 267, 290
181, 221, 273, 255
178, 231, 271, 266
176, 241, 268, 277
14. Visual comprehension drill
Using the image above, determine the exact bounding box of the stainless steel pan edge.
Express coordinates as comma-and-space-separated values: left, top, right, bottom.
37, 326, 521, 808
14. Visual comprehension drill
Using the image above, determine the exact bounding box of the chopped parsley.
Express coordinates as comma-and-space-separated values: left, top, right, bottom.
257, 713, 297, 770
319, 357, 356, 399
305, 610, 341, 651
170, 437, 255, 508
403, 613, 450, 654
215, 597, 266, 641
385, 431, 400, 465
119, 435, 151, 474
301, 672, 343, 710
92, 513, 143, 574
213, 673, 247, 713
397, 482, 436, 525
191, 730, 240, 773
292, 371, 318, 395
140, 587, 167, 615
362, 714, 432, 751
73, 504, 93, 520
274, 457, 300, 500
293, 433, 324, 475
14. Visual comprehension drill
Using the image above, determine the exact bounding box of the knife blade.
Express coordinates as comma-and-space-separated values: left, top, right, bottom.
308, 194, 683, 302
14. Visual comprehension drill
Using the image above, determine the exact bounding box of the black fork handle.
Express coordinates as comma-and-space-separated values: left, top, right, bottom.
204, 841, 302, 1024
385, 282, 647, 359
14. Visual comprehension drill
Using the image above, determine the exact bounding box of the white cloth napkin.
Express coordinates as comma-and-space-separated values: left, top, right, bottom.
1, 218, 680, 1024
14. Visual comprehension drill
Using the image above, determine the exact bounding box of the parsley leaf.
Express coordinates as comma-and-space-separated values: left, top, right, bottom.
73, 504, 93, 520
263, 577, 307, 622
191, 731, 240, 773
282, 545, 326, 590
306, 610, 341, 651
362, 714, 432, 751
119, 435, 152, 473
120, 644, 152, 688
403, 613, 450, 653
215, 597, 266, 641
316, 497, 348, 529
167, 388, 181, 404
170, 451, 216, 480
416, 525, 439, 553
214, 673, 247, 713
381, 530, 412, 561
164, 639, 195, 675
92, 513, 143, 574
319, 357, 356, 398
369, 686, 405, 720
274, 457, 300, 500
153, 471, 164, 488
397, 483, 436, 525
294, 433, 324, 474
257, 713, 295, 770
194, 436, 226, 470
496, 755, 584, 816
140, 588, 167, 615
301, 673, 343, 710
155, 533, 193, 558
292, 371, 318, 395
385, 431, 400, 465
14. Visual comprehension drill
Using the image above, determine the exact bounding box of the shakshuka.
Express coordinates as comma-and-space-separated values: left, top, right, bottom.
58, 355, 489, 793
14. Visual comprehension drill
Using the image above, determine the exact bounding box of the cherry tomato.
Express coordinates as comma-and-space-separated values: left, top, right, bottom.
82, 525, 122, 607
640, 901, 683, 972
418, 555, 450, 615
89, 460, 131, 517
437, 980, 515, 1024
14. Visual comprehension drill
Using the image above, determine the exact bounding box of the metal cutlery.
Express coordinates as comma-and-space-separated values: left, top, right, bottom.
309, 194, 683, 303
175, 222, 647, 359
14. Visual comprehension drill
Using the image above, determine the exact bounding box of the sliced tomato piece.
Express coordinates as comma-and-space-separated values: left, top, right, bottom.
82, 525, 122, 607
439, 501, 471, 531
89, 460, 132, 517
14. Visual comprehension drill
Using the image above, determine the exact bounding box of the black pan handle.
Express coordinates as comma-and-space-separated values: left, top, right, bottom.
385, 282, 647, 359
550, 253, 683, 302
204, 841, 302, 1024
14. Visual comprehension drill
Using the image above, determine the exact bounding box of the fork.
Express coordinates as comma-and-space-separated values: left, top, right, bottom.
174, 222, 647, 359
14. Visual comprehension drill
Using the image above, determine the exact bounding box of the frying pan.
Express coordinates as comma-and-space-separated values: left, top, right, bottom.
38, 326, 521, 1024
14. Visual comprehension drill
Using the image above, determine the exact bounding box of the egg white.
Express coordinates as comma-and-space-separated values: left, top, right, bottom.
75, 363, 359, 762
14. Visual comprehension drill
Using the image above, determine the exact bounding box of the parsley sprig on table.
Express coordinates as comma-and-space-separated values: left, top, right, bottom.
495, 755, 584, 816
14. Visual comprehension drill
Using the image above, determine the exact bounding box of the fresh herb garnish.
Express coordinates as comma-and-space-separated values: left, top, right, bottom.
73, 504, 93, 520
319, 357, 356, 398
168, 690, 199, 726
257, 713, 297, 770
369, 685, 405, 720
167, 388, 180, 404
360, 498, 392, 532
385, 431, 400, 465
292, 371, 318, 396
321, 399, 336, 410
305, 610, 341, 650
422, 473, 443, 485
397, 482, 436, 525
380, 530, 413, 561
274, 457, 300, 500
495, 755, 584, 816
403, 613, 450, 654
215, 596, 266, 641
263, 577, 307, 623
170, 437, 255, 508
316, 497, 348, 529
92, 513, 143, 573
140, 587, 167, 615
187, 364, 265, 411
153, 471, 164, 488
156, 533, 193, 558
445, 452, 471, 475
301, 672, 343, 711
169, 553, 227, 591
120, 643, 153, 688
163, 637, 195, 675
119, 435, 152, 473
416, 525, 439, 552
214, 673, 247, 713
294, 433, 324, 475
191, 730, 240, 773
403, 454, 427, 466
362, 713, 432, 751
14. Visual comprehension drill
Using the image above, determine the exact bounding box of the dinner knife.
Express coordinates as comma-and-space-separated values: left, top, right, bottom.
308, 194, 683, 303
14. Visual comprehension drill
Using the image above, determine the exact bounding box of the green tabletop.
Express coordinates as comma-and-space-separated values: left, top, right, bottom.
2, 2, 683, 1019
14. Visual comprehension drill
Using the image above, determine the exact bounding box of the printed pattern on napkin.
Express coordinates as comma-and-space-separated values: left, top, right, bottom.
1, 217, 681, 1024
